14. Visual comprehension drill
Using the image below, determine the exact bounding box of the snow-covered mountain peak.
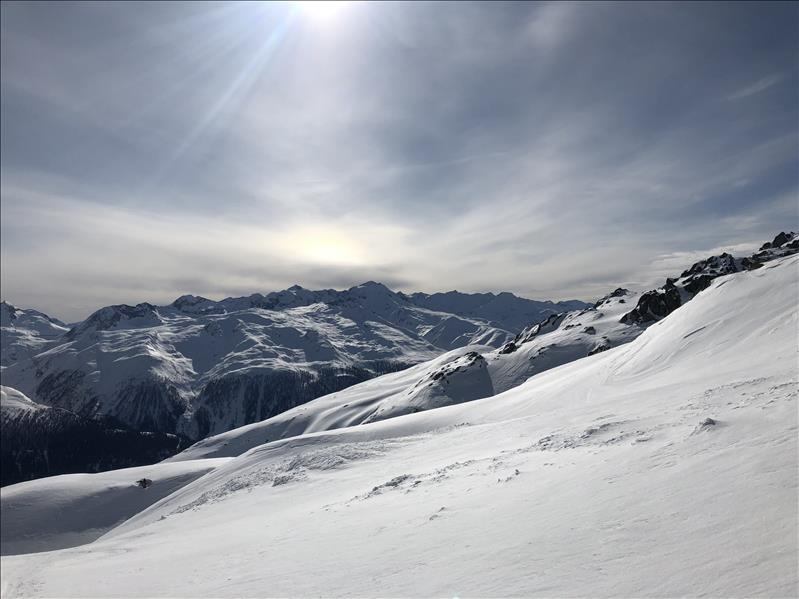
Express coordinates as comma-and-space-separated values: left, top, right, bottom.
171, 295, 219, 315
759, 230, 796, 251
409, 289, 588, 332
347, 281, 397, 299
0, 301, 67, 331
593, 287, 631, 308
1, 303, 69, 367
0, 301, 17, 327
173, 232, 797, 460
68, 302, 163, 337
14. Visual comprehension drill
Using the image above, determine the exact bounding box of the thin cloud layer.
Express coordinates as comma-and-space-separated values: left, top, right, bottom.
1, 1, 797, 321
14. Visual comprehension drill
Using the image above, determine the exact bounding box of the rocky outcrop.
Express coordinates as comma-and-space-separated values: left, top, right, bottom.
594, 288, 629, 308
620, 232, 797, 325
620, 280, 683, 325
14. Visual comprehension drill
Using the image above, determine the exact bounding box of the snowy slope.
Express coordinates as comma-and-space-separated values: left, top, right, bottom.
0, 458, 230, 555
1, 254, 794, 597
168, 345, 493, 461
1, 284, 584, 441
0, 386, 44, 413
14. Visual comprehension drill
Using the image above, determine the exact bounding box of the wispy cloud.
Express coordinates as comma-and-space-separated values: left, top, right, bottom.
728, 74, 783, 100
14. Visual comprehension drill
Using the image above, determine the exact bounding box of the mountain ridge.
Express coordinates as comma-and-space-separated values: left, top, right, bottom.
1, 283, 588, 450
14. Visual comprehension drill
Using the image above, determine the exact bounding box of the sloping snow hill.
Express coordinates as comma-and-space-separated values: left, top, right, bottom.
0, 458, 229, 555
1, 255, 795, 597
1, 284, 584, 441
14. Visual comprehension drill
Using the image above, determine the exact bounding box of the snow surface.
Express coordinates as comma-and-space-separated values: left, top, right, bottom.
1, 255, 796, 597
0, 458, 230, 556
0, 386, 43, 414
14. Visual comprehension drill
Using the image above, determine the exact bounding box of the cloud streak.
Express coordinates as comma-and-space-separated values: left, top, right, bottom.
728, 74, 783, 100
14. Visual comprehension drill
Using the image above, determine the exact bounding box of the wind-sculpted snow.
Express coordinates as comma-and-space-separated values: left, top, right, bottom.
2, 255, 794, 597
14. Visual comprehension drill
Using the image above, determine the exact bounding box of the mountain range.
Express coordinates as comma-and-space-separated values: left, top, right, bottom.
1, 234, 796, 597
1, 232, 795, 485
1, 283, 586, 483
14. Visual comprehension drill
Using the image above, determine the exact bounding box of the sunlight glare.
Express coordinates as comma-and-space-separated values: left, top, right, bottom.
280, 227, 365, 266
296, 1, 351, 22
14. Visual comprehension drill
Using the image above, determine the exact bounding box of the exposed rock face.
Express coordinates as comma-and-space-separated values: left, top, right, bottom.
620, 281, 684, 325
744, 231, 798, 269
497, 341, 518, 355
594, 288, 629, 308
621, 232, 797, 325
588, 340, 611, 355
678, 253, 739, 295
496, 313, 568, 355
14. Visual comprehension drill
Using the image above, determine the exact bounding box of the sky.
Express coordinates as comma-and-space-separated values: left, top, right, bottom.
1, 1, 797, 322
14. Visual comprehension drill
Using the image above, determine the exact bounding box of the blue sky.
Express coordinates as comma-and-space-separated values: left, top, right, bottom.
1, 1, 797, 321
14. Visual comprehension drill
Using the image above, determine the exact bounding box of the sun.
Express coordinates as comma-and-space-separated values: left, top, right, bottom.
295, 1, 351, 22
277, 226, 365, 266
302, 233, 362, 265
